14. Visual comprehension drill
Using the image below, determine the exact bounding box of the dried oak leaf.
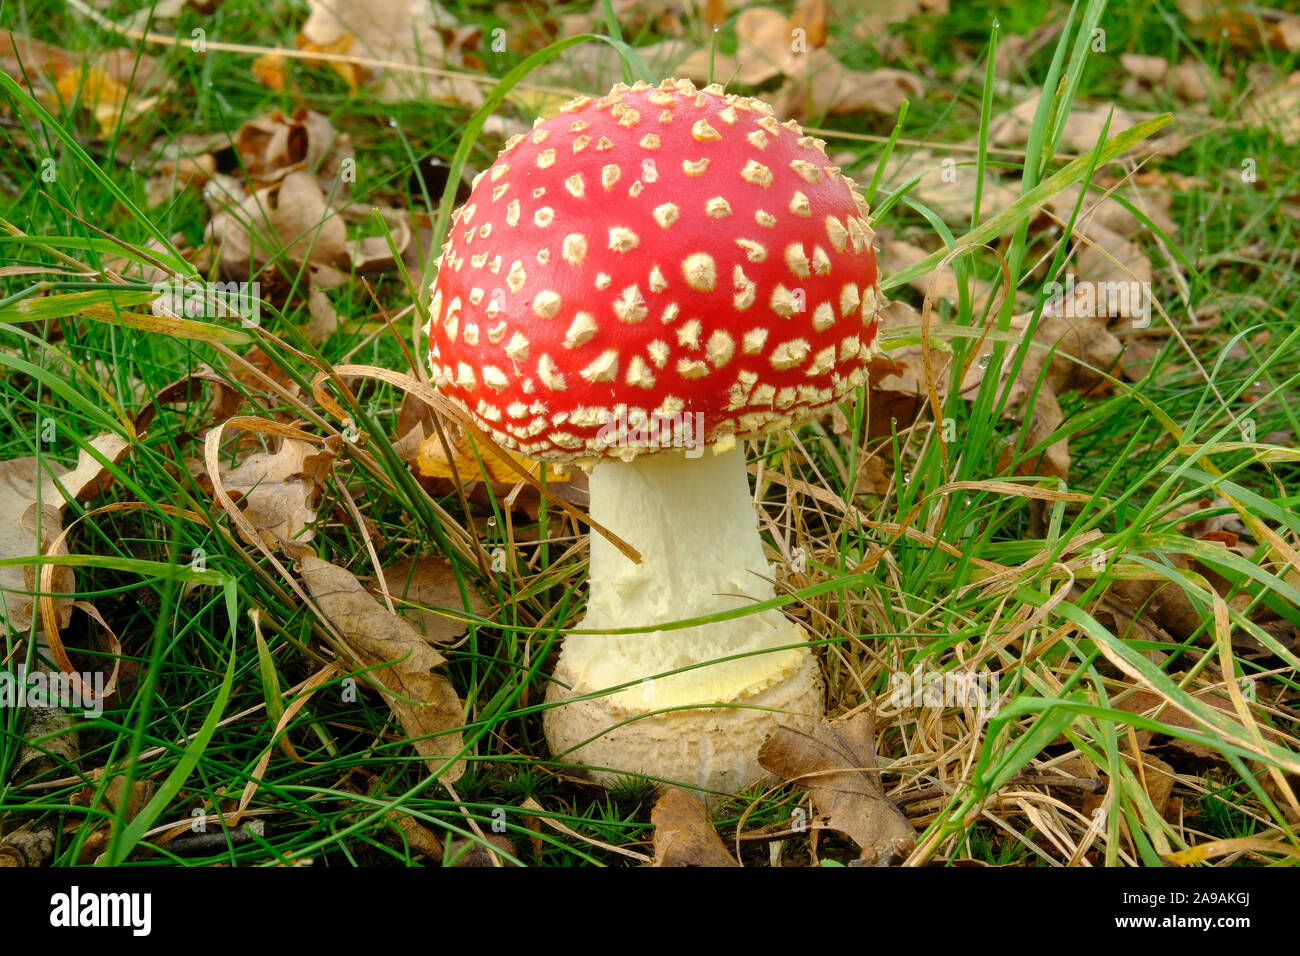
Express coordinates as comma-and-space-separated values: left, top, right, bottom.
773, 49, 924, 121
233, 107, 347, 186
758, 713, 915, 864
216, 438, 334, 550
651, 787, 740, 867
0, 829, 54, 868
959, 292, 1123, 479
297, 0, 484, 106
300, 555, 466, 780
370, 555, 490, 643
0, 433, 128, 633
413, 426, 586, 518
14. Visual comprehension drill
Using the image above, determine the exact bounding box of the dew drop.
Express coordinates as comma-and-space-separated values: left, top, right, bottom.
978, 353, 993, 369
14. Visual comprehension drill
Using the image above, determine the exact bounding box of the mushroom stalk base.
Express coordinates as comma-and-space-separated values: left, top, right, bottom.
543, 445, 824, 798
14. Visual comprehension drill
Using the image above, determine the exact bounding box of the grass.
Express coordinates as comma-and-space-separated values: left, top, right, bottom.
0, 0, 1297, 866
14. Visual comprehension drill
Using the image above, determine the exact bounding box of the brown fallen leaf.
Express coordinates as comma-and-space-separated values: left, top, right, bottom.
758, 713, 915, 863
213, 437, 334, 551
297, 0, 484, 106
0, 431, 130, 634
1244, 70, 1300, 145
233, 107, 349, 186
413, 424, 586, 518
304, 286, 340, 345
881, 238, 992, 305
990, 91, 1183, 157
677, 7, 797, 86
370, 555, 490, 643
251, 49, 289, 92
447, 833, 517, 866
850, 0, 950, 57
299, 555, 466, 780
957, 290, 1123, 479
881, 148, 1021, 225
651, 787, 740, 867
1, 29, 171, 136
774, 49, 924, 121
1177, 0, 1300, 52
0, 828, 54, 867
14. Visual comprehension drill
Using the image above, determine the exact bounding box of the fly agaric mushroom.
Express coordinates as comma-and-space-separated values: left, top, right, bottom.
426, 78, 883, 797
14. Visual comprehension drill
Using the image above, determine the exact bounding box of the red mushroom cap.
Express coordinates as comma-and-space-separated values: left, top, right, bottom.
427, 78, 882, 463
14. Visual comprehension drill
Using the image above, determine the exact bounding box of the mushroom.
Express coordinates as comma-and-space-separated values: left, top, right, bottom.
426, 78, 883, 798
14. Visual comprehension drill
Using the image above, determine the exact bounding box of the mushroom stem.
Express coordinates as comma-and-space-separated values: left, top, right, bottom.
544, 443, 824, 795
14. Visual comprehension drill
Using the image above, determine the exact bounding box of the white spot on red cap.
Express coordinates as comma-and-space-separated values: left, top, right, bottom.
825, 215, 849, 253
707, 330, 734, 368
565, 174, 584, 198
811, 246, 831, 275
839, 283, 860, 318
789, 191, 811, 218
676, 318, 702, 349
537, 149, 556, 169
534, 207, 554, 228
682, 158, 710, 176
507, 260, 527, 293
806, 345, 835, 376
705, 196, 731, 218
790, 159, 821, 183
770, 338, 810, 370
613, 285, 648, 323
532, 290, 561, 319
563, 312, 597, 348
608, 227, 639, 252
647, 340, 669, 367
785, 242, 811, 278
677, 358, 708, 379
653, 203, 679, 229
580, 349, 619, 383
733, 266, 756, 311
692, 119, 721, 141
735, 239, 767, 262
626, 356, 656, 389
741, 160, 772, 186
770, 285, 800, 317
812, 302, 836, 331
682, 253, 717, 291
537, 354, 566, 390
562, 233, 587, 265
742, 328, 768, 354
